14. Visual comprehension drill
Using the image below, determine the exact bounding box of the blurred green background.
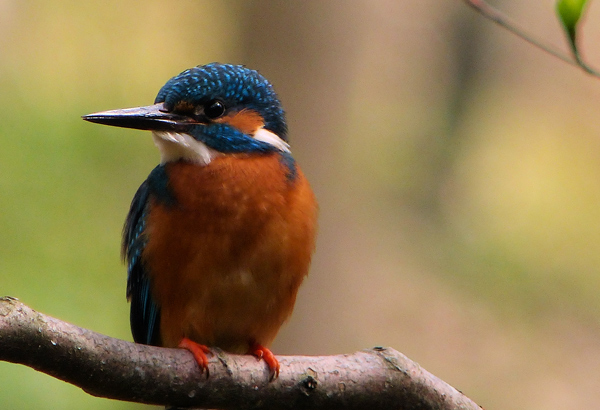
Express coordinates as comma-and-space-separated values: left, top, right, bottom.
2, 1, 600, 409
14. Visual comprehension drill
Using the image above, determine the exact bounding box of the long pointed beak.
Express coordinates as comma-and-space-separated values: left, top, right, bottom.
82, 103, 197, 132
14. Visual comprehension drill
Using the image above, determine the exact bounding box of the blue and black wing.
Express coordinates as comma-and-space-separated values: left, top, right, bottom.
122, 179, 161, 346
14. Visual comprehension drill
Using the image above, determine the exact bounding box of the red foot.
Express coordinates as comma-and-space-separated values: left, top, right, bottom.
178, 337, 211, 377
250, 343, 280, 380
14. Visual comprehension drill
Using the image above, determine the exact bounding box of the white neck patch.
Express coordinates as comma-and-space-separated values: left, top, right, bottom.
152, 128, 291, 165
253, 128, 291, 153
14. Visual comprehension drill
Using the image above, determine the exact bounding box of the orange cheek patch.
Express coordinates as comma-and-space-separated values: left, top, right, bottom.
216, 109, 264, 135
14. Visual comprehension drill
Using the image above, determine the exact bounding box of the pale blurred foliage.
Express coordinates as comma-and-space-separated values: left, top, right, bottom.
2, 1, 600, 409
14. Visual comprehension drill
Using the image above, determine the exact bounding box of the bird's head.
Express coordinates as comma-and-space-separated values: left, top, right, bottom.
83, 63, 289, 165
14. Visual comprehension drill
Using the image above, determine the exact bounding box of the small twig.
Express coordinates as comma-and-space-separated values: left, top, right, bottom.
463, 0, 600, 77
0, 297, 482, 410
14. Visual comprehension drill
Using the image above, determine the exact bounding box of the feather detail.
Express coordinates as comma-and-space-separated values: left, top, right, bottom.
142, 153, 317, 352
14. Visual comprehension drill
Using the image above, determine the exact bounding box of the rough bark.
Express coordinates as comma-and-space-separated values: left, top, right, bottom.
0, 297, 482, 410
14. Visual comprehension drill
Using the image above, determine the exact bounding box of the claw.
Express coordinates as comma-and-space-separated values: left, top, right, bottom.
178, 337, 211, 378
250, 343, 280, 380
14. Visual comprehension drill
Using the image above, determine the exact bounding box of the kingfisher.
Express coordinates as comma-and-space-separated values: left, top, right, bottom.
83, 63, 318, 379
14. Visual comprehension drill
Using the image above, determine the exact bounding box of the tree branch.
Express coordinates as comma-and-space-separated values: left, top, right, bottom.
0, 297, 481, 410
463, 0, 575, 64
463, 0, 600, 77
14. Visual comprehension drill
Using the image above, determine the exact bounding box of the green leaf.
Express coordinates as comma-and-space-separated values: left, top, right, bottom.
556, 0, 589, 49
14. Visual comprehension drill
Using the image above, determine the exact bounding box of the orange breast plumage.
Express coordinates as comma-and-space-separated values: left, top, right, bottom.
142, 153, 317, 353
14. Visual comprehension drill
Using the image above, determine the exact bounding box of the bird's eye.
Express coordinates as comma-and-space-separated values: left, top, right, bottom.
204, 100, 226, 119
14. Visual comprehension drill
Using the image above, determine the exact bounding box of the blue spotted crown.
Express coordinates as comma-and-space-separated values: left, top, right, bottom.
155, 63, 287, 141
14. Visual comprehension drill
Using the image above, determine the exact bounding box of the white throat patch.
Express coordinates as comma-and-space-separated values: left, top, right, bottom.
152, 128, 291, 165
152, 131, 219, 165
